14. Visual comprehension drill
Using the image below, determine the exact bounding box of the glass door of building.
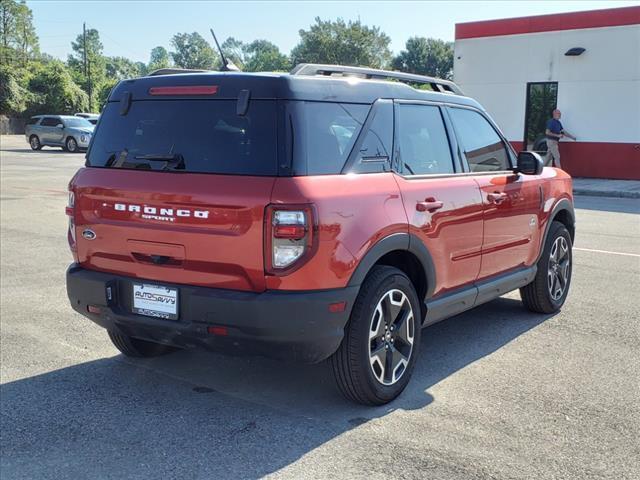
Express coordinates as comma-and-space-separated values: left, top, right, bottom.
523, 82, 558, 164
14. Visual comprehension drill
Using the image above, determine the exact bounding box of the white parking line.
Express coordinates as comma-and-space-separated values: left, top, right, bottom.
574, 247, 640, 258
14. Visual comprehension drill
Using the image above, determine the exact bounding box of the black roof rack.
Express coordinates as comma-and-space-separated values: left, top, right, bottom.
290, 63, 463, 95
148, 68, 210, 76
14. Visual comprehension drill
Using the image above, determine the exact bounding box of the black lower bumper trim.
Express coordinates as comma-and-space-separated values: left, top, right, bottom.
66, 264, 359, 363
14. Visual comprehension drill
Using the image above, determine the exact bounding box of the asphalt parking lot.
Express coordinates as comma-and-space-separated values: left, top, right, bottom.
1, 134, 639, 480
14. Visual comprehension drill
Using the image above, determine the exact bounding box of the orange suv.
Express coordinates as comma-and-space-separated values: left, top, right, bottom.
66, 64, 575, 405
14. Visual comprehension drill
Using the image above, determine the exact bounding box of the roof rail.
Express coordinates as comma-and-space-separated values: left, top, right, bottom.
148, 68, 210, 76
290, 63, 463, 95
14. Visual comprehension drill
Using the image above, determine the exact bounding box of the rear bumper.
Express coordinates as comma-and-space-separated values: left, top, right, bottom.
66, 264, 358, 363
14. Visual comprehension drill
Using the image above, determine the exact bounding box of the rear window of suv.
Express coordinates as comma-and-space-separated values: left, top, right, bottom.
87, 100, 278, 175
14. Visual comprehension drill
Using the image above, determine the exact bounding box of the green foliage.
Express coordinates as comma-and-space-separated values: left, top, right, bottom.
68, 27, 107, 111
244, 40, 290, 72
27, 60, 89, 115
0, 0, 39, 66
106, 56, 141, 80
220, 37, 245, 68
219, 37, 290, 72
0, 64, 32, 114
148, 46, 171, 72
170, 32, 217, 69
96, 78, 118, 111
392, 37, 454, 80
291, 17, 392, 69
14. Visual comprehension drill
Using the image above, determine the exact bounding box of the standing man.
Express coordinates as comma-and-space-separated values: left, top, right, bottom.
545, 109, 577, 169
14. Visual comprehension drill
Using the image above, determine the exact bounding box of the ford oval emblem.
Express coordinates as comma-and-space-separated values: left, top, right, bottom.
82, 229, 96, 240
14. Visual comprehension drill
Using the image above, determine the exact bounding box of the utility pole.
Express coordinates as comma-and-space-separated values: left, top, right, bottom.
83, 22, 87, 75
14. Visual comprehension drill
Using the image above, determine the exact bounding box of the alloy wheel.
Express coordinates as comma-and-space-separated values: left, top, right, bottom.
67, 138, 77, 152
548, 236, 570, 301
369, 289, 415, 386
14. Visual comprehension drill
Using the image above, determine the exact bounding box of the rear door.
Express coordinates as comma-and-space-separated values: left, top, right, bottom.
447, 106, 544, 279
73, 98, 279, 292
393, 102, 484, 297
39, 117, 61, 143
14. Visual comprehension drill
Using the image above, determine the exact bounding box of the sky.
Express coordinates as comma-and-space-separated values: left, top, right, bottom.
28, 1, 637, 63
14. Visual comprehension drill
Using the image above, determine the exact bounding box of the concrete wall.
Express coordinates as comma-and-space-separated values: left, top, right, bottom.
0, 116, 26, 135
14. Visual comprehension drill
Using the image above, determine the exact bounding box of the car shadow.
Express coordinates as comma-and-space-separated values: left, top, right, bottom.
0, 297, 555, 478
0, 147, 83, 155
574, 196, 640, 215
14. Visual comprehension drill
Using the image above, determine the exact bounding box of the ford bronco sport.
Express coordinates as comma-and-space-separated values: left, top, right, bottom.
66, 64, 574, 405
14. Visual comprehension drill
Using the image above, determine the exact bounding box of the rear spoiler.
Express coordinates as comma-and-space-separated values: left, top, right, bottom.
147, 68, 210, 76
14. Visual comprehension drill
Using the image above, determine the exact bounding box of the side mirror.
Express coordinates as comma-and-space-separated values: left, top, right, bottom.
517, 151, 544, 175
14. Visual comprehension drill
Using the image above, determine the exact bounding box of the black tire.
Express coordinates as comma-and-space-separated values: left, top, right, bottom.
65, 136, 78, 153
330, 266, 422, 405
107, 330, 178, 358
29, 135, 42, 150
520, 221, 573, 313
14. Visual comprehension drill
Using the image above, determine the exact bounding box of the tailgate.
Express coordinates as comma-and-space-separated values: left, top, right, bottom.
72, 167, 274, 292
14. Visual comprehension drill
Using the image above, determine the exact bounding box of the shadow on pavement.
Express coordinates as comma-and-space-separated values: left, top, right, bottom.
0, 297, 554, 479
575, 196, 640, 215
0, 148, 82, 155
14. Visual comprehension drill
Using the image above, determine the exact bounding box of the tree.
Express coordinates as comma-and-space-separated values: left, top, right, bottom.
219, 37, 289, 72
291, 17, 392, 69
148, 46, 170, 72
27, 60, 89, 114
170, 32, 217, 69
0, 64, 31, 115
0, 0, 39, 66
68, 27, 107, 110
106, 56, 140, 80
220, 37, 245, 68
392, 37, 454, 80
244, 40, 290, 72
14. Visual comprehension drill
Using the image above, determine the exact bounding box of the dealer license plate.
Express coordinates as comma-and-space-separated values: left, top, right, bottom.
132, 283, 178, 320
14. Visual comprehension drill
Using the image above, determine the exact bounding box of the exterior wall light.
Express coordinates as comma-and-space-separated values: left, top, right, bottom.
565, 47, 586, 56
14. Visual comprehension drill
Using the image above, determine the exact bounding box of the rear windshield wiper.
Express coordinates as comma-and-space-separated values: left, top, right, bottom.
132, 153, 186, 171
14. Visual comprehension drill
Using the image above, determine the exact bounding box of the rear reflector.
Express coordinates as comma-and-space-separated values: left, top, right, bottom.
87, 305, 101, 314
207, 326, 228, 336
149, 85, 218, 96
329, 301, 347, 313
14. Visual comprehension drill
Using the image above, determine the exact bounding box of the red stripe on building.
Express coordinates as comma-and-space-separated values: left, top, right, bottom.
456, 6, 640, 40
509, 141, 640, 180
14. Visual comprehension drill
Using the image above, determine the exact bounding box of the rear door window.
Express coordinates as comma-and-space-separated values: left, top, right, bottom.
346, 100, 393, 174
26, 117, 40, 125
40, 117, 60, 127
87, 100, 278, 175
448, 107, 511, 172
395, 104, 454, 175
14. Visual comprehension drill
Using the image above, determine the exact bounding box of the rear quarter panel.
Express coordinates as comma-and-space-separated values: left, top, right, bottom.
268, 173, 407, 290
537, 167, 574, 257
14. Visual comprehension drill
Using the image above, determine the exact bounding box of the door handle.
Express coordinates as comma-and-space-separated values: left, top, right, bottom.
487, 192, 508, 204
416, 198, 444, 212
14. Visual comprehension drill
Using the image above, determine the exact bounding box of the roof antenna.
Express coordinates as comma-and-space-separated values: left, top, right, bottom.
210, 28, 240, 72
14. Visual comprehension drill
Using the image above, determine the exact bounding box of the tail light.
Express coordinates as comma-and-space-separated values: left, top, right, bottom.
66, 190, 77, 255
265, 205, 316, 275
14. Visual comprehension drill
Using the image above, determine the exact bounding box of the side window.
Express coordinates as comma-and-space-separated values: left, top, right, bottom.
304, 102, 368, 175
448, 108, 511, 172
26, 117, 39, 125
41, 117, 60, 127
349, 101, 393, 174
396, 104, 454, 175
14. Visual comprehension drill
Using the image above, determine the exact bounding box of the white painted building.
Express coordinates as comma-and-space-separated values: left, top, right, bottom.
454, 6, 640, 179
